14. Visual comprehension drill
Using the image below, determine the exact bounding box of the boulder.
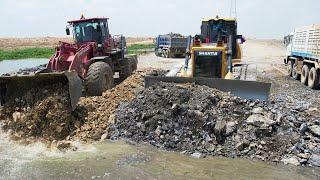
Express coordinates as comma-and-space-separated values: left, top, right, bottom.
309, 125, 320, 137
308, 154, 320, 167
246, 114, 276, 127
252, 107, 264, 114
225, 121, 237, 136
281, 157, 300, 166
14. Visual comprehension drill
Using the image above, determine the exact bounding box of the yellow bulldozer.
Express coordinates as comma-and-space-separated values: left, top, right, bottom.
145, 16, 271, 101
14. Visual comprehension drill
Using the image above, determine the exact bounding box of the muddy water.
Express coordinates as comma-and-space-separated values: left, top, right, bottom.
0, 129, 318, 180
0, 58, 48, 75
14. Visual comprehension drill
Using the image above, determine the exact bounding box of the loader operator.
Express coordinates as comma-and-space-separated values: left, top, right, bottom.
75, 23, 102, 44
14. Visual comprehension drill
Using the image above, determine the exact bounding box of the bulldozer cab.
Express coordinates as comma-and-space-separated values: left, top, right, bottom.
67, 18, 110, 45
201, 17, 238, 58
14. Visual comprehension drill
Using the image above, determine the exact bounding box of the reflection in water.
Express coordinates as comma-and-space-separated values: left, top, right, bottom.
0, 58, 48, 75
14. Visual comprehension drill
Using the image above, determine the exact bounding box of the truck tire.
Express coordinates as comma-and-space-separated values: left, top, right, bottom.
287, 60, 293, 77
161, 49, 166, 58
163, 50, 168, 58
120, 57, 132, 81
292, 61, 300, 80
308, 67, 320, 89
301, 65, 310, 85
85, 62, 114, 96
167, 49, 173, 58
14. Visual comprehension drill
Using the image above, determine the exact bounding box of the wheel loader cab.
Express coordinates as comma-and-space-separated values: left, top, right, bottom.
67, 18, 110, 45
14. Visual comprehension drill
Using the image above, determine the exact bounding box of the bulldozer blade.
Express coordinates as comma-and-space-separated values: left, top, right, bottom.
0, 72, 82, 110
144, 76, 271, 101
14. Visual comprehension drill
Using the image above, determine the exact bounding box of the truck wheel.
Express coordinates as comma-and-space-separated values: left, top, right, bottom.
308, 67, 320, 89
85, 62, 114, 96
120, 57, 132, 81
163, 50, 168, 58
301, 65, 310, 85
287, 61, 293, 77
161, 50, 166, 58
292, 61, 300, 80
167, 50, 172, 58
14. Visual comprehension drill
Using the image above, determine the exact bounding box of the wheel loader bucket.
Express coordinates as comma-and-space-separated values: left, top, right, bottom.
0, 72, 82, 110
144, 76, 271, 101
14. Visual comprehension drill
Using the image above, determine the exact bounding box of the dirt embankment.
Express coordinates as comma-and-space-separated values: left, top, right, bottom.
0, 70, 148, 145
0, 37, 153, 50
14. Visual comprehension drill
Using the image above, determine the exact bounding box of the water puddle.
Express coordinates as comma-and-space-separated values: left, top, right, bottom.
0, 136, 318, 179
0, 58, 48, 75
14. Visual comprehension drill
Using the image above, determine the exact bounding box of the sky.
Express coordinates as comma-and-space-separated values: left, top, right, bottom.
0, 0, 319, 39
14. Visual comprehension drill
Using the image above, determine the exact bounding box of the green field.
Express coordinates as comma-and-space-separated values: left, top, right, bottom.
0, 48, 55, 61
0, 43, 155, 61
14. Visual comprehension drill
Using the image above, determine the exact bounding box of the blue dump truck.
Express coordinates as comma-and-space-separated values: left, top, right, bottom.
284, 24, 320, 89
155, 33, 188, 58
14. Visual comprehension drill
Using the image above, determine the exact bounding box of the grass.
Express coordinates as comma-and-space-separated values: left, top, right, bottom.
127, 43, 155, 54
0, 43, 155, 61
0, 48, 55, 61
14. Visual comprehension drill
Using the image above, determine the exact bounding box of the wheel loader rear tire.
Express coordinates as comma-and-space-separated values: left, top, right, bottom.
85, 62, 114, 96
308, 67, 320, 89
301, 65, 309, 85
130, 57, 138, 71
120, 57, 133, 81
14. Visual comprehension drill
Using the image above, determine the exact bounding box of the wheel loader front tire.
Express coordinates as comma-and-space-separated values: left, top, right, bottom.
85, 62, 114, 96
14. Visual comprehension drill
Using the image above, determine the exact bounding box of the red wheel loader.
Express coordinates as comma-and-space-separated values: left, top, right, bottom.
0, 16, 137, 110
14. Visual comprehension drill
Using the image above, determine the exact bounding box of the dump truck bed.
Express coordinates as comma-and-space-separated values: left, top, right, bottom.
291, 24, 320, 60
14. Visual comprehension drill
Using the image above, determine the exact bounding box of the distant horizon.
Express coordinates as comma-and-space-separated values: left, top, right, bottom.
0, 0, 319, 39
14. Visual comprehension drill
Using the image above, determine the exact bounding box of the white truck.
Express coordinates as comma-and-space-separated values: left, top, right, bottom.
284, 24, 320, 89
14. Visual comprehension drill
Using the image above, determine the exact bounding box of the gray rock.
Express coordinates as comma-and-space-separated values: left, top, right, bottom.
252, 107, 264, 114
308, 154, 320, 167
281, 157, 300, 166
225, 121, 237, 136
191, 152, 203, 158
235, 140, 249, 151
299, 123, 308, 134
214, 120, 226, 142
309, 125, 320, 137
246, 114, 276, 127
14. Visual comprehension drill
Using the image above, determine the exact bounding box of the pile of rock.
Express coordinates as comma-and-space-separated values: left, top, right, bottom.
0, 70, 147, 144
73, 70, 146, 141
109, 82, 320, 166
0, 83, 76, 142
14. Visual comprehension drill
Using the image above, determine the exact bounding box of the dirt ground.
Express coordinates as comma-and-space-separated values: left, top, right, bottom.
0, 37, 153, 50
